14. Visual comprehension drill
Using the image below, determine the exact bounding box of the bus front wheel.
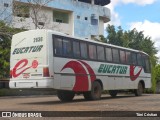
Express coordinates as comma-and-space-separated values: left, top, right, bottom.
57, 90, 75, 102
109, 90, 118, 97
83, 81, 102, 100
135, 82, 144, 96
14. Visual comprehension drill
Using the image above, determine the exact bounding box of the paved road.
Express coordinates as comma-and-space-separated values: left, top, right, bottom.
0, 94, 160, 120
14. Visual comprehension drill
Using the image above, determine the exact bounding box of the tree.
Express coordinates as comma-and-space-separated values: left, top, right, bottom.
105, 25, 158, 93
0, 21, 24, 79
0, 0, 57, 29
154, 64, 160, 83
106, 25, 158, 63
25, 0, 54, 29
106, 25, 127, 46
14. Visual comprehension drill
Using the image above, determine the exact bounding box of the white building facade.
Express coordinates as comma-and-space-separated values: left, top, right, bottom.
0, 0, 110, 39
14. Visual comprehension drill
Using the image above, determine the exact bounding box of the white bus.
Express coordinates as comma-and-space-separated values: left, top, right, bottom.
10, 29, 151, 101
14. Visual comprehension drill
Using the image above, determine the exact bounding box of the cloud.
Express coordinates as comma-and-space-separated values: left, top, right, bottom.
105, 0, 121, 27
130, 20, 160, 41
129, 20, 160, 57
122, 0, 157, 6
105, 0, 157, 26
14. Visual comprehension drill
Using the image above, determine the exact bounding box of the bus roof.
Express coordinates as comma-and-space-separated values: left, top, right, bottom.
16, 29, 148, 56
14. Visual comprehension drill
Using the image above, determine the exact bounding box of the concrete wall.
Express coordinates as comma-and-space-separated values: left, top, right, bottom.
48, 0, 110, 39
12, 0, 110, 39
0, 0, 13, 23
1, 0, 110, 39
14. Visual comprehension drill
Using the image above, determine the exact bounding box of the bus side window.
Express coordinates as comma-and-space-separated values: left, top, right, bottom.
126, 51, 132, 64
146, 57, 151, 73
89, 44, 97, 60
73, 41, 80, 58
143, 55, 151, 73
131, 52, 137, 65
105, 47, 112, 62
97, 46, 105, 61
62, 38, 72, 57
54, 37, 63, 56
137, 53, 142, 66
120, 50, 126, 64
80, 42, 88, 59
112, 48, 120, 63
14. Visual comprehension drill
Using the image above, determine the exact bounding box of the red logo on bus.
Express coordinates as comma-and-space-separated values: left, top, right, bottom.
130, 65, 142, 81
12, 59, 38, 78
61, 60, 96, 92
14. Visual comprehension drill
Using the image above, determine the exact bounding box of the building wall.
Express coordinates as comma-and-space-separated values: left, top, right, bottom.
0, 0, 13, 24
12, 7, 74, 35
99, 17, 105, 36
48, 0, 110, 39
1, 0, 110, 39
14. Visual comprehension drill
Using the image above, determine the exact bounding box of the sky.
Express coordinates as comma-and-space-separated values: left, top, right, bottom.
105, 0, 160, 58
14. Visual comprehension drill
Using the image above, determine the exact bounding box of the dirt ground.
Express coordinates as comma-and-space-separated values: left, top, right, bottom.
0, 94, 160, 120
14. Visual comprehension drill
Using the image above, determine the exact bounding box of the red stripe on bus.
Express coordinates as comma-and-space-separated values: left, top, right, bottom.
79, 60, 96, 82
61, 61, 89, 92
130, 65, 142, 81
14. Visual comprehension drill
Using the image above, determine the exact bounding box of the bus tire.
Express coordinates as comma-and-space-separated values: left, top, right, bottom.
57, 90, 75, 102
83, 81, 102, 100
135, 82, 144, 96
109, 90, 118, 97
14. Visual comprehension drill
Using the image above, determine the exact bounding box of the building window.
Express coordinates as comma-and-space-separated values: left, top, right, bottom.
55, 19, 63, 23
53, 10, 69, 24
14, 3, 30, 18
85, 17, 88, 20
78, 0, 91, 4
91, 18, 98, 25
77, 15, 80, 19
4, 3, 9, 7
38, 22, 44, 26
91, 14, 98, 25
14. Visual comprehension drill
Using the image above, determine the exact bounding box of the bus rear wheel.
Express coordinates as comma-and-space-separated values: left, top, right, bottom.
57, 90, 75, 102
135, 82, 144, 96
83, 81, 102, 100
109, 90, 118, 97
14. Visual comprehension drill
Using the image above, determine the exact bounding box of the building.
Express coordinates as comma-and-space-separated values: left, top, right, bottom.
0, 0, 110, 39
